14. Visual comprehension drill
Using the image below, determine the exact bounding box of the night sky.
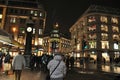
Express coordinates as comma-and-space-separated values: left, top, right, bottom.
39, 0, 119, 38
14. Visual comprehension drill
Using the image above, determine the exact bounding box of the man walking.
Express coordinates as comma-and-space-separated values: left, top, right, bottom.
12, 51, 26, 80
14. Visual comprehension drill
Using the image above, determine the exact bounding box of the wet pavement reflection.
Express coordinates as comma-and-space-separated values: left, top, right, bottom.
75, 62, 120, 74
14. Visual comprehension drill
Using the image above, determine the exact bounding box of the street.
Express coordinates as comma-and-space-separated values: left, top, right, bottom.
0, 62, 120, 80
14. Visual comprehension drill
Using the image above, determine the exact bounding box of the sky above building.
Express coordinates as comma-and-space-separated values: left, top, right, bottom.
39, 0, 119, 38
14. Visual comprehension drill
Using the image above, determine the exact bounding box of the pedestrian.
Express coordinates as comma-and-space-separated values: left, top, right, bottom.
12, 51, 26, 80
47, 53, 66, 80
69, 56, 75, 70
3, 52, 11, 75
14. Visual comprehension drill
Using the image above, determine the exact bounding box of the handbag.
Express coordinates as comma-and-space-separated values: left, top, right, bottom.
46, 61, 61, 80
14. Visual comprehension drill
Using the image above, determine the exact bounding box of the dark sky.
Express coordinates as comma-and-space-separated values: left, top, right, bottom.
39, 0, 119, 38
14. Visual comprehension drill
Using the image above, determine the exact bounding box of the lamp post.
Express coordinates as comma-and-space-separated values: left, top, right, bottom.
24, 17, 34, 68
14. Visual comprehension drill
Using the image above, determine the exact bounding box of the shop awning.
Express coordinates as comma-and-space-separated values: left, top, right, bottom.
0, 29, 12, 44
11, 40, 24, 48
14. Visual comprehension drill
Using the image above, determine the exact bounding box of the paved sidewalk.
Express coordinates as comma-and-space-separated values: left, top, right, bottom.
0, 69, 46, 80
0, 65, 119, 80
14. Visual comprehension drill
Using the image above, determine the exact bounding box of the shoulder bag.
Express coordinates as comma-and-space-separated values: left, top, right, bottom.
46, 61, 61, 80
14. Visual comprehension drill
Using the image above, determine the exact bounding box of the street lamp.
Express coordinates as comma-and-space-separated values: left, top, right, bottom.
24, 16, 34, 68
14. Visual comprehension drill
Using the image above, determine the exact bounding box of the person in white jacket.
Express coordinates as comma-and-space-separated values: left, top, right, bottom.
12, 51, 26, 80
47, 53, 66, 80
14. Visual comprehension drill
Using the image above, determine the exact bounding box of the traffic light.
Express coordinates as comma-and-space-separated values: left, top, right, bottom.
82, 40, 87, 50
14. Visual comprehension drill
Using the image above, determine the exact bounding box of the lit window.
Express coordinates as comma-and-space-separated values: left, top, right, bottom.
101, 25, 108, 32
100, 16, 107, 23
10, 17, 16, 23
88, 33, 96, 40
114, 42, 119, 49
88, 16, 96, 22
88, 25, 96, 31
89, 41, 96, 48
113, 34, 119, 40
34, 11, 38, 16
111, 17, 118, 24
101, 33, 108, 40
40, 12, 43, 17
38, 38, 43, 45
0, 14, 2, 19
33, 28, 35, 34
30, 10, 34, 14
39, 29, 43, 35
112, 26, 119, 32
101, 41, 109, 49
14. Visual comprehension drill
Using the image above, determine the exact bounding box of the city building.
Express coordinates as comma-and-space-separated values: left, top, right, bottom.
70, 5, 120, 63
43, 23, 71, 55
0, 0, 46, 56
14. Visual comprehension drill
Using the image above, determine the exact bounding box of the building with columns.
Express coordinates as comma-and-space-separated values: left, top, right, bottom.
0, 0, 46, 56
70, 5, 120, 63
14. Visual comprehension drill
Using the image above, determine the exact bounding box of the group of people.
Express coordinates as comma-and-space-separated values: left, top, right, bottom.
0, 51, 76, 80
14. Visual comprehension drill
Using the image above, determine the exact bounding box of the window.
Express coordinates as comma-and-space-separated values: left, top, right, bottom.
113, 34, 119, 40
19, 28, 25, 34
111, 17, 118, 24
10, 17, 16, 23
89, 41, 96, 48
88, 25, 96, 31
88, 16, 96, 22
100, 16, 107, 23
88, 33, 96, 40
39, 29, 43, 35
112, 26, 119, 32
34, 11, 38, 16
101, 25, 108, 32
101, 33, 108, 40
101, 41, 109, 49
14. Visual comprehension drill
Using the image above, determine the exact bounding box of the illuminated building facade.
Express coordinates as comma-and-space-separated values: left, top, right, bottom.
0, 0, 46, 55
70, 5, 120, 63
43, 23, 71, 55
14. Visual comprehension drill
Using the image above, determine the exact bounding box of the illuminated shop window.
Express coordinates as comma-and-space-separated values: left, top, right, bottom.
88, 16, 96, 22
101, 33, 108, 40
89, 41, 96, 48
112, 26, 119, 32
88, 33, 96, 40
111, 17, 118, 24
101, 25, 108, 32
10, 17, 16, 23
100, 16, 107, 23
88, 25, 96, 31
113, 34, 119, 40
101, 41, 109, 49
